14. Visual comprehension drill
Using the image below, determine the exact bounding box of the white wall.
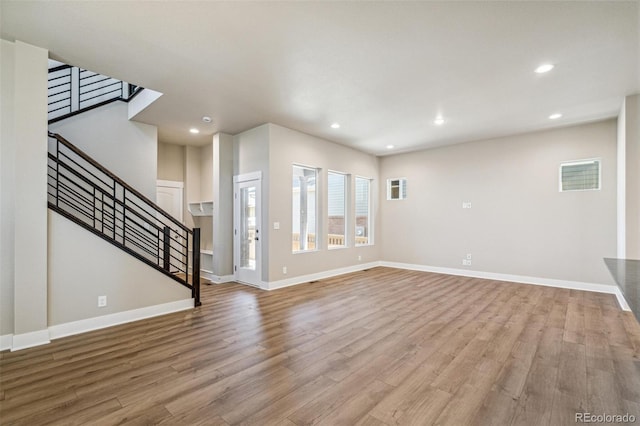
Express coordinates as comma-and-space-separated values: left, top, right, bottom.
380, 120, 618, 286
0, 40, 50, 349
623, 95, 640, 259
47, 212, 191, 325
617, 100, 626, 258
233, 124, 271, 281
0, 40, 16, 337
49, 101, 158, 200
0, 41, 50, 348
232, 123, 380, 284
157, 142, 185, 183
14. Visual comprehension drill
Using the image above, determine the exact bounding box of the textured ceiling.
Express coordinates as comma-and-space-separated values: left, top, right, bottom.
2, 1, 638, 155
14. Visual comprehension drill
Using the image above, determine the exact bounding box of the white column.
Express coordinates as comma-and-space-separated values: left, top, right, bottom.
12, 41, 50, 350
213, 133, 234, 278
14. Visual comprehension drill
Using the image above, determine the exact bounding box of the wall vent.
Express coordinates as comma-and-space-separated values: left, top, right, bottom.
560, 159, 601, 192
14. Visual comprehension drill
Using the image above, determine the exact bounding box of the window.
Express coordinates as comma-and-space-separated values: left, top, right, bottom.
560, 159, 601, 192
355, 176, 372, 246
292, 165, 317, 252
328, 171, 347, 249
387, 178, 407, 200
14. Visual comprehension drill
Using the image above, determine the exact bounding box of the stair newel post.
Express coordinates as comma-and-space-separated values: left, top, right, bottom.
163, 226, 171, 271
192, 228, 201, 307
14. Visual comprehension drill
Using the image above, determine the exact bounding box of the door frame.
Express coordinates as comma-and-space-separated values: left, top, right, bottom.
233, 171, 262, 288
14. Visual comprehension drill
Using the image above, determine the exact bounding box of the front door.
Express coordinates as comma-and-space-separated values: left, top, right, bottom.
234, 175, 261, 287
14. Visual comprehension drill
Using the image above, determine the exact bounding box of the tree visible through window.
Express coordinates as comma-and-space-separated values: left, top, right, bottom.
292, 165, 317, 252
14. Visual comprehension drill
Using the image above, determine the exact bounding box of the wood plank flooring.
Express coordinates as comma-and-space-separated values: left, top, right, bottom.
1, 267, 639, 425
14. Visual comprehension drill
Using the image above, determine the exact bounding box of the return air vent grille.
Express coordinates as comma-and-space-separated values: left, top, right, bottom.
560, 159, 600, 192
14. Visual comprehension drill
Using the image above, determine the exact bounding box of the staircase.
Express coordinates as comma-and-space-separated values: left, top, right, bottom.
47, 132, 201, 306
48, 64, 143, 123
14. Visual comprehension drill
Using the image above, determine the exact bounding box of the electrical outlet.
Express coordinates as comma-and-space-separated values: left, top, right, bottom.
273, 222, 280, 230
358, 255, 362, 261
282, 266, 287, 274
98, 295, 107, 307
462, 202, 472, 209
462, 259, 472, 266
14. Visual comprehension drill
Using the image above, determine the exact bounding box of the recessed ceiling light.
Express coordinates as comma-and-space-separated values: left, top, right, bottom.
331, 123, 340, 129
386, 144, 395, 150
535, 64, 554, 74
189, 128, 200, 134
434, 117, 445, 125
202, 116, 212, 123
549, 113, 562, 120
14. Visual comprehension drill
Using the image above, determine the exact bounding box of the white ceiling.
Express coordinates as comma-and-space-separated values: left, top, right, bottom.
2, 1, 638, 155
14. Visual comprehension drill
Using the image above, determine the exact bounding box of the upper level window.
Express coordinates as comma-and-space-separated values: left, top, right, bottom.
328, 171, 347, 249
355, 176, 372, 246
560, 159, 601, 192
292, 165, 317, 252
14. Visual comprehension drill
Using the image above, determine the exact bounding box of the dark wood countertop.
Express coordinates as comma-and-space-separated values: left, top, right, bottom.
604, 258, 640, 322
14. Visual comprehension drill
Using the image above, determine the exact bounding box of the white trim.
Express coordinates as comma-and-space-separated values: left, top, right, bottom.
156, 179, 184, 189
200, 269, 214, 282
209, 274, 235, 284
11, 329, 50, 351
234, 171, 262, 183
265, 261, 380, 291
1, 334, 14, 351
48, 298, 194, 340
380, 261, 631, 311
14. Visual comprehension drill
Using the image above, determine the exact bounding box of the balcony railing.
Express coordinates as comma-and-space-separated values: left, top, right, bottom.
48, 64, 143, 123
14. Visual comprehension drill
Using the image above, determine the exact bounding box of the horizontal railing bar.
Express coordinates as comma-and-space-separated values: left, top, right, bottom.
49, 64, 72, 73
52, 154, 113, 195
56, 150, 114, 189
48, 91, 71, 98
123, 222, 160, 249
124, 234, 160, 259
79, 70, 99, 77
48, 105, 72, 114
80, 81, 121, 96
57, 195, 94, 221
57, 181, 95, 211
48, 80, 71, 89
80, 88, 122, 104
48, 98, 121, 124
49, 72, 71, 80
57, 176, 95, 202
79, 75, 112, 86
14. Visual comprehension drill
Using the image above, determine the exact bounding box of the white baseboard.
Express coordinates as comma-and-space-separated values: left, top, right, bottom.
201, 270, 214, 282
380, 261, 631, 311
48, 298, 194, 340
11, 329, 51, 351
266, 261, 381, 291
1, 334, 14, 351
209, 274, 235, 284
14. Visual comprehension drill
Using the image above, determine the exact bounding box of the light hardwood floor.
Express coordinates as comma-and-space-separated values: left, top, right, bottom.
1, 267, 639, 425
